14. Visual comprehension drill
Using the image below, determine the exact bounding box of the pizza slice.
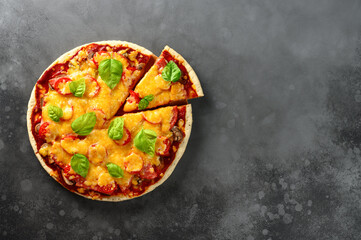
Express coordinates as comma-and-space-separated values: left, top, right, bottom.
36, 105, 192, 200
123, 46, 204, 112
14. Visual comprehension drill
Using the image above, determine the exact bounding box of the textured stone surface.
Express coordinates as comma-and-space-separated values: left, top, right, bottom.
1, 0, 361, 239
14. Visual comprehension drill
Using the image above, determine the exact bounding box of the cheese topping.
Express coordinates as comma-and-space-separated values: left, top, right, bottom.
42, 47, 147, 142
47, 106, 182, 190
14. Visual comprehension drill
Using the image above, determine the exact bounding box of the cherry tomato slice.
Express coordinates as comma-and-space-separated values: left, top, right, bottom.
142, 113, 162, 124
49, 77, 72, 95
139, 164, 157, 180
92, 51, 111, 68
155, 57, 167, 70
169, 106, 179, 130
85, 76, 101, 98
94, 184, 118, 195
156, 136, 171, 156
38, 122, 50, 139
127, 90, 141, 104
61, 134, 79, 141
62, 164, 84, 183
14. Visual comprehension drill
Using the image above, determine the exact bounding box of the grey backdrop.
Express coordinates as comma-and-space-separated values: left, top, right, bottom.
1, 0, 361, 239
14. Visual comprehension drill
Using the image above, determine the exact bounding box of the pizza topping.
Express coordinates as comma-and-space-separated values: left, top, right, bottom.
70, 153, 89, 178
108, 118, 124, 140
40, 97, 45, 107
169, 106, 179, 130
62, 170, 75, 185
162, 61, 181, 83
155, 58, 167, 70
155, 136, 171, 156
106, 163, 124, 178
84, 77, 100, 98
139, 164, 157, 180
34, 123, 41, 134
71, 112, 97, 136
60, 135, 81, 154
88, 143, 107, 165
170, 83, 187, 100
61, 105, 74, 120
39, 143, 51, 157
134, 129, 157, 156
171, 126, 183, 142
124, 152, 143, 173
47, 105, 63, 122
116, 172, 133, 191
138, 94, 154, 110
97, 173, 116, 188
38, 122, 50, 139
91, 108, 107, 128
69, 78, 86, 97
49, 77, 72, 95
142, 111, 162, 125
113, 127, 131, 146
98, 59, 123, 89
127, 90, 141, 104
136, 63, 145, 70
92, 51, 111, 67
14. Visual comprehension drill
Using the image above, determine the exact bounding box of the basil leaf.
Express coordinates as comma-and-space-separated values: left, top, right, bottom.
161, 61, 181, 83
108, 118, 124, 140
98, 59, 123, 89
71, 112, 96, 136
138, 94, 154, 110
71, 154, 89, 178
69, 78, 86, 97
143, 94, 154, 102
134, 129, 157, 156
106, 163, 124, 178
48, 105, 63, 122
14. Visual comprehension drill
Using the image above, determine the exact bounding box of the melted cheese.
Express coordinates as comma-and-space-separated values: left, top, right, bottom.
42, 49, 144, 142
48, 106, 179, 188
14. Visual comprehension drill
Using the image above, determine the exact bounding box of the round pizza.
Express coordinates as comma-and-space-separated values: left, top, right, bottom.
26, 41, 203, 201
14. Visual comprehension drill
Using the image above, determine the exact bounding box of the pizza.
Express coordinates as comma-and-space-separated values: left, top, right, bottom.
27, 41, 203, 201
123, 46, 204, 112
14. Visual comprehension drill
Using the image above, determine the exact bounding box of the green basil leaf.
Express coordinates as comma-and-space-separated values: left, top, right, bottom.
106, 163, 124, 178
71, 112, 96, 136
138, 94, 154, 110
69, 78, 86, 97
71, 154, 89, 178
108, 117, 124, 140
98, 59, 123, 89
138, 99, 149, 110
161, 61, 181, 83
47, 105, 63, 122
134, 129, 157, 156
143, 94, 154, 102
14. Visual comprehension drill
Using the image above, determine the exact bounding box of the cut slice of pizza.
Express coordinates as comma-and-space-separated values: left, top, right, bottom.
123, 46, 204, 112
36, 104, 192, 200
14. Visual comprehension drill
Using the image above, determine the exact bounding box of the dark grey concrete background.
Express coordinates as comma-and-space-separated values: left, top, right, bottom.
1, 0, 361, 239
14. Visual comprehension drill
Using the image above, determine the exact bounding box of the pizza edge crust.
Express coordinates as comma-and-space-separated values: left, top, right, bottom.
27, 41, 192, 201
164, 45, 204, 97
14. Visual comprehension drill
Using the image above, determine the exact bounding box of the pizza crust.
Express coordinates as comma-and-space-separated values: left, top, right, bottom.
27, 41, 193, 201
164, 46, 204, 97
